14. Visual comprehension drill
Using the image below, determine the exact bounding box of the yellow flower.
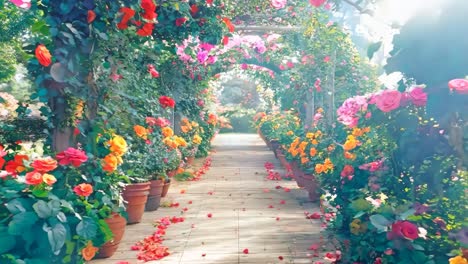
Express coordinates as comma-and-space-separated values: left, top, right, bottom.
75, 100, 85, 118
133, 125, 148, 140
193, 134, 202, 145
108, 135, 127, 156
191, 121, 199, 128
324, 158, 334, 171
162, 127, 174, 138
175, 136, 187, 147
163, 138, 178, 149
42, 173, 57, 186
315, 164, 325, 174
287, 131, 294, 136
450, 256, 468, 264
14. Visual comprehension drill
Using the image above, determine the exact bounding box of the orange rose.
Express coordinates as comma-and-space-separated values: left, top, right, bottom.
73, 183, 93, 197
344, 151, 356, 160
81, 241, 99, 261
134, 125, 148, 140
42, 173, 57, 186
315, 164, 325, 174
102, 154, 119, 172
31, 157, 58, 173
35, 44, 52, 67
162, 127, 174, 138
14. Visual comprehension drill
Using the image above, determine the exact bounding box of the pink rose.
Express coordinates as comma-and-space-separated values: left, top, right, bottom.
448, 79, 468, 94
310, 0, 326, 7
409, 87, 428, 106
56, 148, 88, 167
375, 90, 402, 112
271, 0, 287, 9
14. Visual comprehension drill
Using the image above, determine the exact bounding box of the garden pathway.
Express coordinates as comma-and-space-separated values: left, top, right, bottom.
91, 134, 324, 264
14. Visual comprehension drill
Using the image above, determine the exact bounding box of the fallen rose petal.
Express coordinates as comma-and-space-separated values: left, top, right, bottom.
278, 256, 284, 260
202, 253, 206, 257
309, 243, 320, 250
243, 248, 249, 254
283, 188, 291, 192
180, 189, 186, 194
268, 205, 274, 208
263, 189, 270, 193
276, 217, 280, 221
183, 207, 188, 211
207, 213, 212, 218
309, 212, 321, 219
188, 201, 193, 204
275, 185, 282, 189
280, 200, 286, 204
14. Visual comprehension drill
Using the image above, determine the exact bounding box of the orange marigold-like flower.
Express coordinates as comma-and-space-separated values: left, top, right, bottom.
82, 241, 99, 261
315, 164, 325, 174
343, 135, 358, 151
309, 148, 317, 157
344, 151, 356, 160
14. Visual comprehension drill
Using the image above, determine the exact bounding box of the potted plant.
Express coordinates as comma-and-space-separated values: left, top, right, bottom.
143, 141, 168, 211
120, 149, 151, 224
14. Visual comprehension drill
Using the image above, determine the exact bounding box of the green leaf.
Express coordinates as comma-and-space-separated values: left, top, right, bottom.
0, 226, 16, 254
369, 214, 391, 232
76, 217, 97, 240
46, 222, 66, 255
8, 212, 38, 235
367, 41, 382, 60
33, 200, 52, 219
5, 198, 32, 214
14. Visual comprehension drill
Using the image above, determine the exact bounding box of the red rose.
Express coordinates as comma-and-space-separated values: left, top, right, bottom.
340, 165, 354, 180
175, 17, 187, 26
5, 154, 28, 175
389, 220, 419, 240
222, 17, 234, 32
409, 87, 428, 107
31, 157, 58, 173
140, 0, 157, 20
74, 183, 93, 197
222, 36, 229, 45
117, 7, 136, 30
25, 171, 43, 185
146, 117, 170, 127
375, 90, 402, 112
206, 0, 213, 5
56, 148, 88, 167
448, 79, 468, 94
159, 96, 175, 108
35, 44, 52, 67
190, 4, 199, 15
87, 10, 96, 23
136, 22, 154, 36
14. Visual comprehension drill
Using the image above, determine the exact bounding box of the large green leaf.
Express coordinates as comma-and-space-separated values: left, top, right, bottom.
76, 217, 97, 240
8, 212, 38, 235
369, 214, 392, 232
45, 222, 66, 255
33, 200, 52, 219
0, 226, 16, 254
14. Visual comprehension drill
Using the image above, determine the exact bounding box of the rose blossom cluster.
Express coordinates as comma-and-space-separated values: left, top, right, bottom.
337, 87, 428, 127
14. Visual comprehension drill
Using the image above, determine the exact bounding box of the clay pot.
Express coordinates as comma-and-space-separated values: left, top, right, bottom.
270, 140, 281, 158
96, 213, 127, 258
145, 180, 164, 212
276, 149, 289, 169
122, 182, 150, 224
186, 156, 195, 166
161, 179, 171, 197
290, 161, 305, 187
302, 174, 319, 202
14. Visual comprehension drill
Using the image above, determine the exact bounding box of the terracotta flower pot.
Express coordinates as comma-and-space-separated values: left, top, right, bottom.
95, 213, 127, 258
122, 182, 150, 224
161, 179, 171, 198
186, 156, 195, 166
145, 180, 164, 212
270, 140, 281, 158
276, 149, 289, 169
302, 174, 319, 202
291, 161, 305, 187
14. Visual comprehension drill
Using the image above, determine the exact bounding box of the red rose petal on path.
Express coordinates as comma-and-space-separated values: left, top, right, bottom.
276, 217, 280, 221
283, 188, 291, 192
309, 243, 320, 251
268, 205, 274, 208
180, 189, 186, 194
208, 191, 214, 195
183, 207, 188, 211
207, 213, 212, 218
278, 256, 284, 260
202, 253, 206, 257
275, 185, 282, 189
243, 248, 249, 254
310, 212, 321, 219
280, 200, 286, 204
263, 189, 270, 193
188, 201, 193, 204
191, 224, 195, 228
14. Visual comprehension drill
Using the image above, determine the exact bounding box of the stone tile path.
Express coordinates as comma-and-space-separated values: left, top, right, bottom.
91, 134, 322, 264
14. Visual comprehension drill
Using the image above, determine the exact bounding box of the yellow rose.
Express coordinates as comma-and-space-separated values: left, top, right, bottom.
450, 256, 468, 264
108, 135, 127, 156
42, 173, 57, 186
193, 134, 202, 145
